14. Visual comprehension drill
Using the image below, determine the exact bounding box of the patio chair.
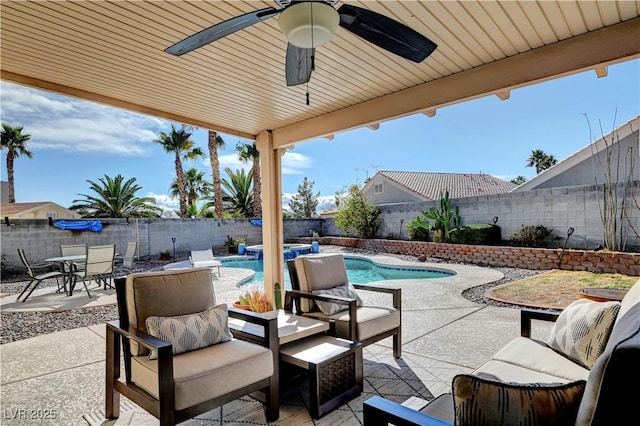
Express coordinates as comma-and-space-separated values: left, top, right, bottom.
71, 244, 116, 297
285, 253, 402, 358
114, 241, 137, 277
60, 243, 87, 272
190, 242, 222, 276
105, 268, 279, 425
16, 248, 64, 302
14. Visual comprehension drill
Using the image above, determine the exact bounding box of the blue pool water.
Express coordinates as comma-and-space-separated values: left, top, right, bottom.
221, 257, 454, 287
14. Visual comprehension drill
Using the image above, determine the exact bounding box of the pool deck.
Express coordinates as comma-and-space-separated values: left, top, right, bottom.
0, 246, 553, 425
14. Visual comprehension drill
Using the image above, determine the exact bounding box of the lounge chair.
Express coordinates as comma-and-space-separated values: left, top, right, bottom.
105, 268, 279, 425
190, 242, 222, 276
285, 253, 402, 358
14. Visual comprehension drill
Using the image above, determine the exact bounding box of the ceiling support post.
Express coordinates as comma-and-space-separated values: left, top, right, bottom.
256, 131, 285, 307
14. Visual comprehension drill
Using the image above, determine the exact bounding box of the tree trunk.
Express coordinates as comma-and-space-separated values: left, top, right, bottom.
252, 159, 262, 218
208, 131, 224, 218
6, 150, 15, 203
175, 153, 187, 218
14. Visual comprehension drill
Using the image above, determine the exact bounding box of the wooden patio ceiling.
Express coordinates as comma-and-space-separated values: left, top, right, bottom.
2, 0, 639, 298
2, 1, 639, 149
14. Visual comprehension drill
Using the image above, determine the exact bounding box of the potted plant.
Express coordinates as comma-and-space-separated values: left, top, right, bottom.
233, 289, 273, 313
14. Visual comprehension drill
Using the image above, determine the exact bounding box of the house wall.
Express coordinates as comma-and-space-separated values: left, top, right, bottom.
362, 175, 424, 205
326, 182, 640, 251
531, 131, 639, 189
10, 204, 81, 220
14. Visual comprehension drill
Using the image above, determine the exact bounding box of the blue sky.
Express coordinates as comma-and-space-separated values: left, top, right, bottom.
1, 59, 638, 214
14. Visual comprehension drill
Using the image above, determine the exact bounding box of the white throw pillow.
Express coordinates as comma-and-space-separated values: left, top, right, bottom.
145, 304, 233, 359
312, 284, 363, 315
547, 299, 620, 368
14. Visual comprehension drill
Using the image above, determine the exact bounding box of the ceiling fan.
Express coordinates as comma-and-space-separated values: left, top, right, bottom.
165, 0, 437, 87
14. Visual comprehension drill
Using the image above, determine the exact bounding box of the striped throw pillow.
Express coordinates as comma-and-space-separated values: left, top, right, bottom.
145, 304, 233, 359
453, 374, 586, 426
313, 284, 363, 315
547, 299, 620, 368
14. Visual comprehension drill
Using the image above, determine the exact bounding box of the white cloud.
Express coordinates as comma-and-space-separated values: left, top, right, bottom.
281, 192, 336, 213
218, 153, 249, 172
147, 192, 178, 208
282, 151, 312, 175
0, 82, 167, 155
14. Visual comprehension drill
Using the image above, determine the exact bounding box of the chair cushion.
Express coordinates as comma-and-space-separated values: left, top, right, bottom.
131, 339, 273, 411
145, 304, 233, 359
313, 283, 363, 315
547, 299, 620, 369
489, 336, 589, 382
313, 306, 400, 341
126, 268, 216, 356
452, 374, 586, 426
575, 301, 640, 426
294, 254, 349, 313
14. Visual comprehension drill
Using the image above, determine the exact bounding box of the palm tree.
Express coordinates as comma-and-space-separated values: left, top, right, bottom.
153, 124, 205, 218
1, 123, 33, 203
69, 174, 162, 218
169, 168, 212, 210
511, 175, 528, 185
221, 167, 253, 217
527, 149, 557, 174
236, 141, 262, 218
207, 131, 225, 218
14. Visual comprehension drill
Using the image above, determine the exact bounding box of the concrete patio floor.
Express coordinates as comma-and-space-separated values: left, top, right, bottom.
0, 251, 554, 425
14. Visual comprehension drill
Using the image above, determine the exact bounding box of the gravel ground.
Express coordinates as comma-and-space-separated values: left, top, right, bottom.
0, 250, 543, 344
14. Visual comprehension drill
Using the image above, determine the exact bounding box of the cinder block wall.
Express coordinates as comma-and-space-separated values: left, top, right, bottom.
371, 183, 639, 250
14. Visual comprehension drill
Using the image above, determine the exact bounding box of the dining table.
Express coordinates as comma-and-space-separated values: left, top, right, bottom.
44, 254, 86, 296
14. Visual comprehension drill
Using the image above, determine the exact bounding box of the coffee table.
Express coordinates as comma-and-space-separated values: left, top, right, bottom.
228, 309, 330, 344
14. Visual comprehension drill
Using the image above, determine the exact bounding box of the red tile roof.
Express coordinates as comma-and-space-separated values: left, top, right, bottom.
378, 171, 516, 200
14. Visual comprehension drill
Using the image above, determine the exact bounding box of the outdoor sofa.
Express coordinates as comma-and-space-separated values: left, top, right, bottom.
364, 278, 640, 425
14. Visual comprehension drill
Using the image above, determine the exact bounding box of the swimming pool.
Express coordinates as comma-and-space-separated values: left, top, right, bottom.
221, 257, 455, 287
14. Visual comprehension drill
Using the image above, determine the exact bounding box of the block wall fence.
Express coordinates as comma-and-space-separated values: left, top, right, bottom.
1, 183, 638, 274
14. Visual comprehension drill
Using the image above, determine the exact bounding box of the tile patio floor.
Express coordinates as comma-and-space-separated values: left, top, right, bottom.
0, 252, 554, 425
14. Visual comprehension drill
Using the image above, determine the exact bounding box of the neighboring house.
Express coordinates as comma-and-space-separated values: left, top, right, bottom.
362, 171, 517, 205
514, 115, 639, 191
0, 202, 81, 220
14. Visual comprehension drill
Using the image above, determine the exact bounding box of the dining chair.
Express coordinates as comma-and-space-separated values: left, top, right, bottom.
60, 243, 87, 272
16, 248, 64, 302
114, 241, 137, 277
71, 244, 116, 297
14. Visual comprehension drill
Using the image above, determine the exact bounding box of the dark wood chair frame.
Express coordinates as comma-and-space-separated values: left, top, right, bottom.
361, 308, 563, 425
285, 260, 402, 358
106, 277, 280, 426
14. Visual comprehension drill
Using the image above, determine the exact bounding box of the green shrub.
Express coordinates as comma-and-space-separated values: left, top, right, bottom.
334, 184, 381, 238
407, 222, 430, 241
510, 225, 554, 248
450, 224, 501, 244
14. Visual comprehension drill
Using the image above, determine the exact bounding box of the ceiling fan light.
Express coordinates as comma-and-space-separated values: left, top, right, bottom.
278, 2, 339, 48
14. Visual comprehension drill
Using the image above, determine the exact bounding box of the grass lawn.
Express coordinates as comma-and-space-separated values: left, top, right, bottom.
488, 270, 638, 310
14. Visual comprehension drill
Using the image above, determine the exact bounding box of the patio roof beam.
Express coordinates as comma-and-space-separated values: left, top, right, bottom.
270, 17, 640, 148
0, 70, 258, 141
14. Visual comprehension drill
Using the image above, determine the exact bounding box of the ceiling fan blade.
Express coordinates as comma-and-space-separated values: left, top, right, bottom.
165, 7, 280, 56
285, 43, 314, 87
338, 4, 437, 63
